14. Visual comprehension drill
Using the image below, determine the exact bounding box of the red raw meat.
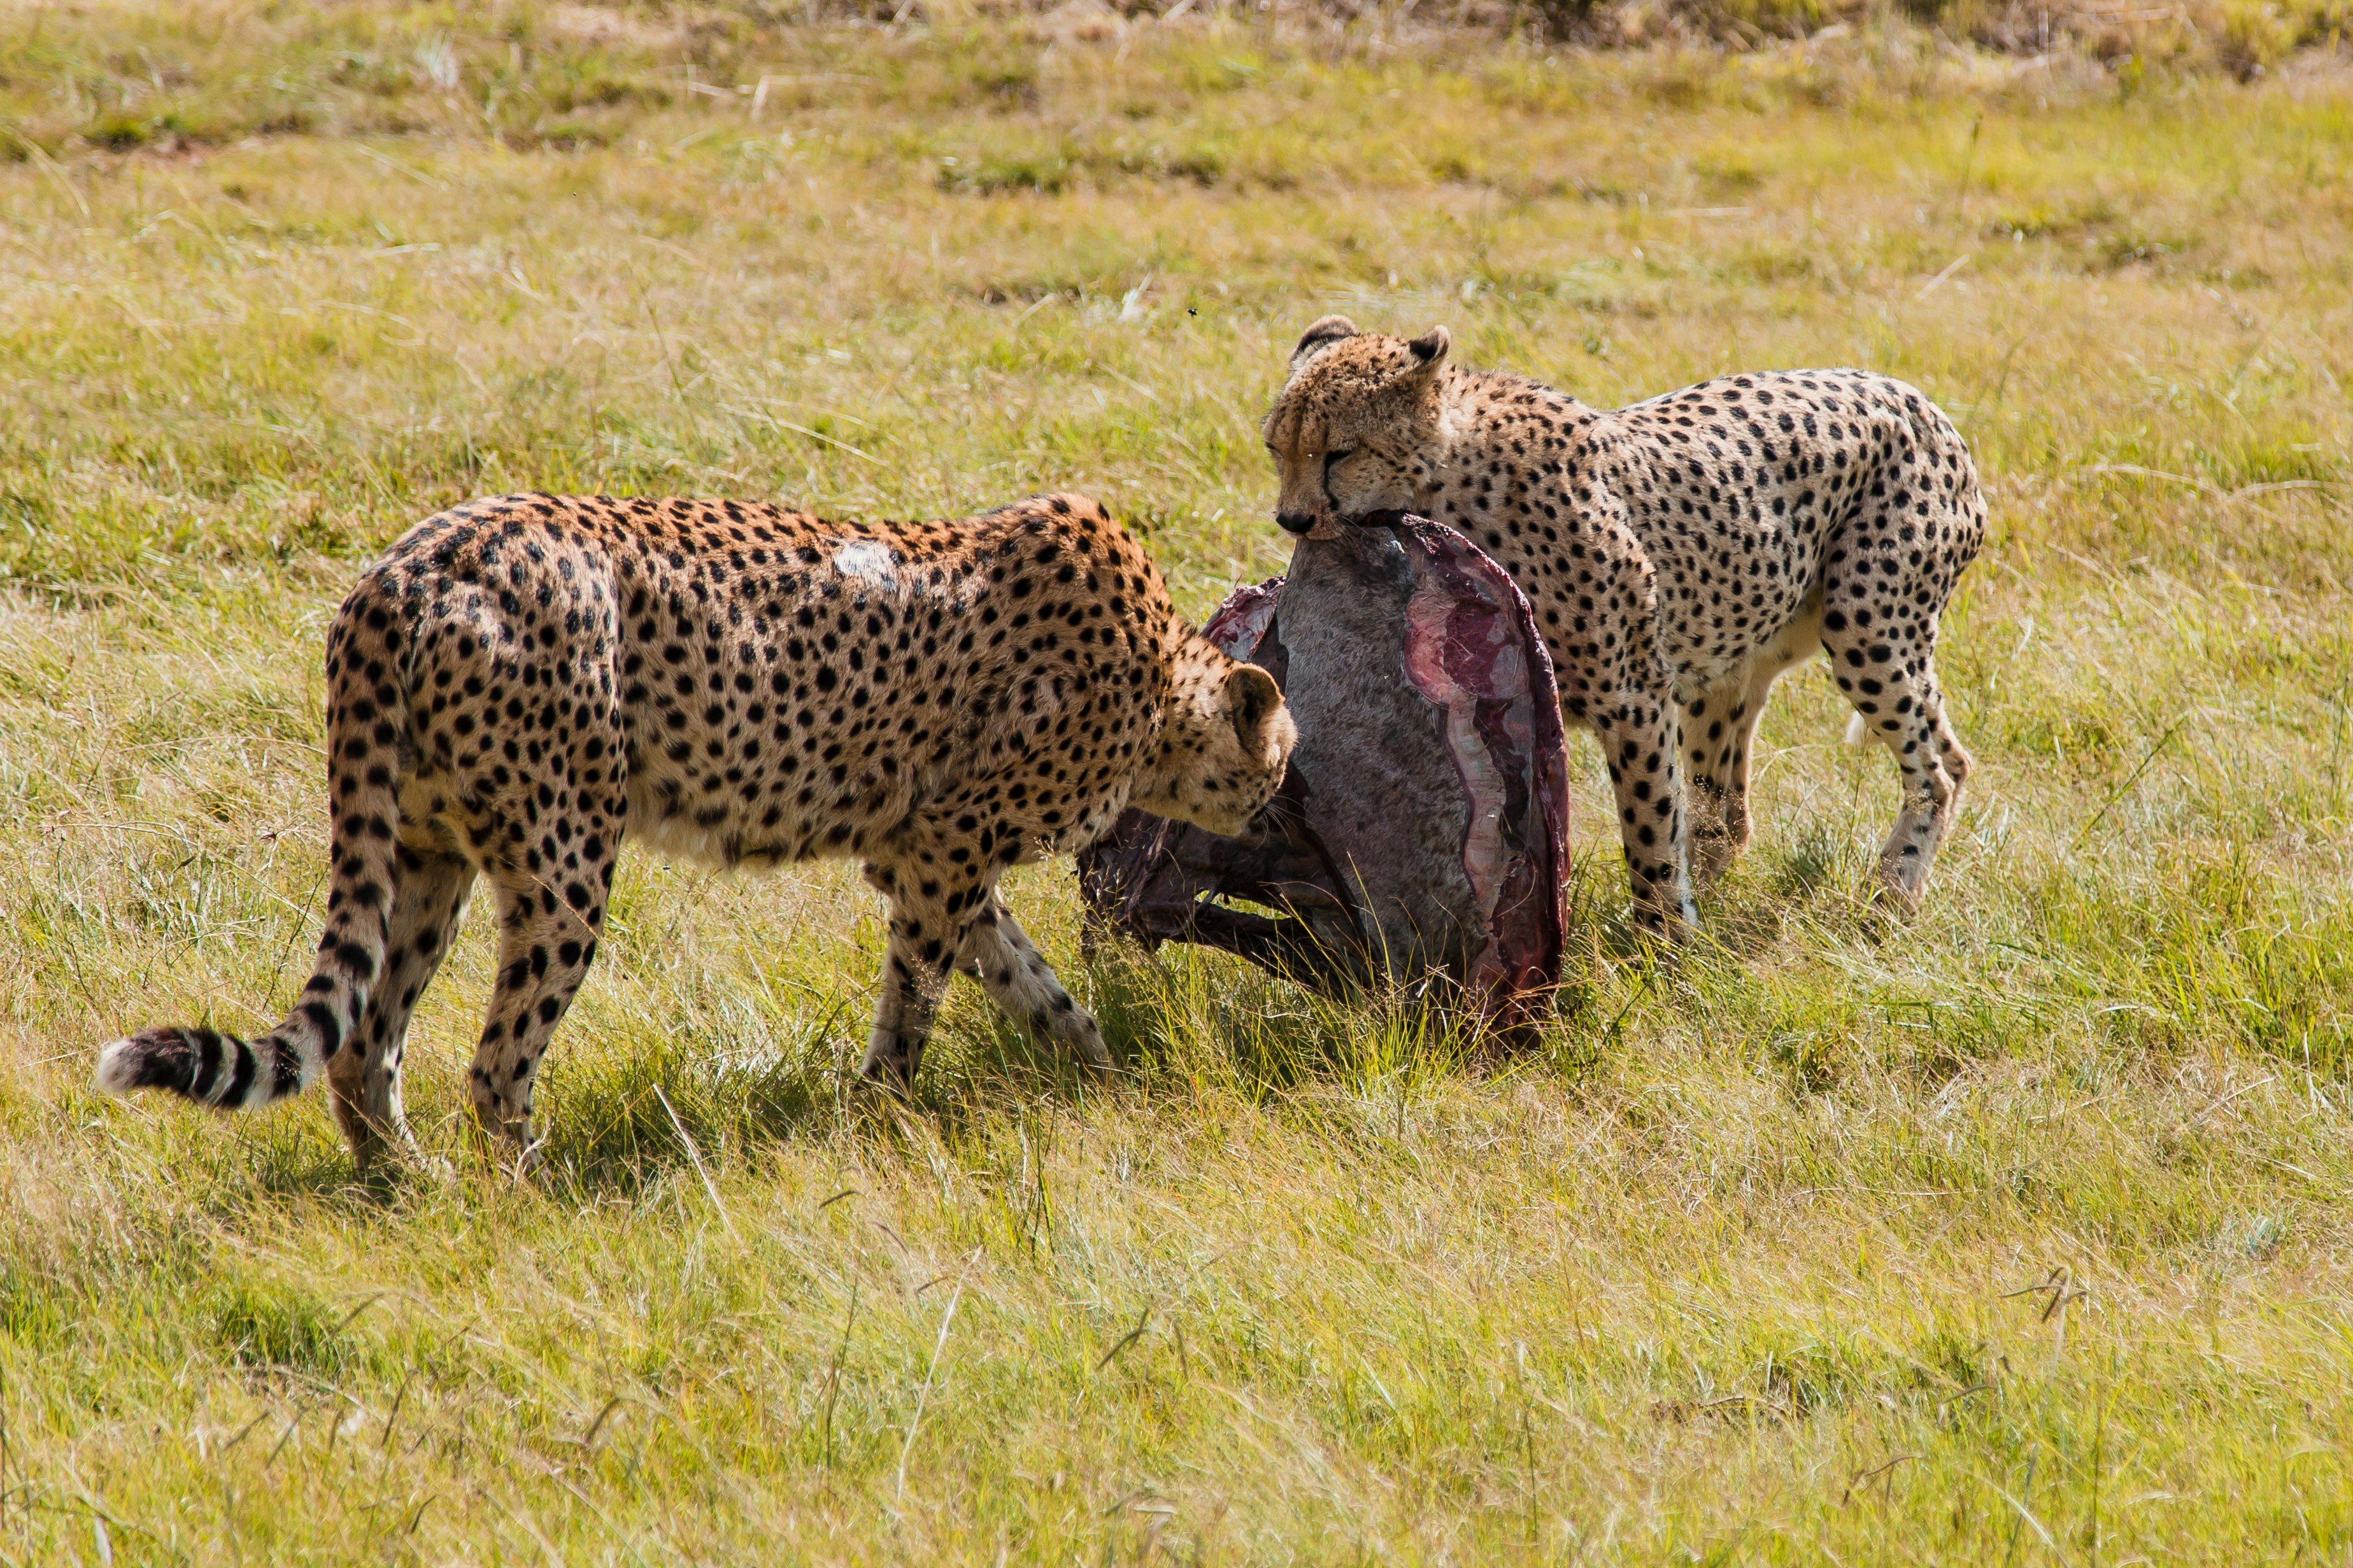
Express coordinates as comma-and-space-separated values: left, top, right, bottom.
1079, 512, 1568, 1034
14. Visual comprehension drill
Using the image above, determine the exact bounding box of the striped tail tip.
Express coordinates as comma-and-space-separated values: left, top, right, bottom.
96, 1029, 197, 1096
94, 1027, 264, 1108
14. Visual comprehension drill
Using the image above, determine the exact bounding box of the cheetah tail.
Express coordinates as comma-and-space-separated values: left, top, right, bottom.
96, 604, 408, 1114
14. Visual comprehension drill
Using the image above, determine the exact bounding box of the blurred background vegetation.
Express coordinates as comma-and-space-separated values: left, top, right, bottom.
3, 0, 2347, 179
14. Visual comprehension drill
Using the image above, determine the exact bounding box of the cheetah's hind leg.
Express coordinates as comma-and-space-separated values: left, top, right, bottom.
464, 857, 611, 1169
329, 845, 476, 1175
1830, 640, 1970, 913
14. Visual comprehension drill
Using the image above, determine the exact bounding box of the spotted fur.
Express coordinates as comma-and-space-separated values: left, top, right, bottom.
1265, 318, 1984, 935
96, 491, 1293, 1166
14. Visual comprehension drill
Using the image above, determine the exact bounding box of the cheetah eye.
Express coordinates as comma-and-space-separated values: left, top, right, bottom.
1323, 449, 1354, 470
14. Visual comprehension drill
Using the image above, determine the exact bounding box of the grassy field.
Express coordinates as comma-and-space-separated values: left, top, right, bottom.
3, 3, 2352, 1562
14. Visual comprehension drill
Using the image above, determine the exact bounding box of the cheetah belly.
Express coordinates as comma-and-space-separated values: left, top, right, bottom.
615, 634, 930, 873
1609, 378, 1937, 691
1617, 472, 1861, 695
1655, 561, 1827, 705
603, 561, 956, 873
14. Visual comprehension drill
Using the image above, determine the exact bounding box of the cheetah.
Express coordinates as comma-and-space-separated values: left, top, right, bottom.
96, 491, 1294, 1169
1263, 317, 1984, 937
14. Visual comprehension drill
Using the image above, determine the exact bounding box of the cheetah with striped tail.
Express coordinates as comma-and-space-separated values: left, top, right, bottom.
97, 491, 1294, 1169
1264, 318, 1984, 938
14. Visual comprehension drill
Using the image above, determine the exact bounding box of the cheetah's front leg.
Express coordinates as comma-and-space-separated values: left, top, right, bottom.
857, 863, 986, 1090
1684, 600, 1825, 890
1681, 675, 1752, 888
958, 890, 1114, 1073
1598, 684, 1700, 942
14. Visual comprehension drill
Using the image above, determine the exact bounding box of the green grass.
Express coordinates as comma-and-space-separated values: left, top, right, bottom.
3, 3, 2352, 1562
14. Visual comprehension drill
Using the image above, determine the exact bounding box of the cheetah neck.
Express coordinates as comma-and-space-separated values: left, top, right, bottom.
1424, 367, 1593, 517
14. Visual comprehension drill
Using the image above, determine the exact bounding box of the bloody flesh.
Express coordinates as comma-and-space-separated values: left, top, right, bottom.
1078, 513, 1569, 1032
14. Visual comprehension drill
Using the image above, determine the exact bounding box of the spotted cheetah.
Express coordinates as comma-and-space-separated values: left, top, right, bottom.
97, 491, 1294, 1168
1264, 318, 1983, 936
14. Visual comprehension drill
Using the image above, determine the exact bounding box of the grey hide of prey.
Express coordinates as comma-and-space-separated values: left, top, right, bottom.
1077, 512, 1570, 1036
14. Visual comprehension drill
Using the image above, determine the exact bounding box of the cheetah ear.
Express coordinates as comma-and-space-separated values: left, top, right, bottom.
1291, 315, 1360, 368
1405, 325, 1451, 372
1225, 664, 1283, 749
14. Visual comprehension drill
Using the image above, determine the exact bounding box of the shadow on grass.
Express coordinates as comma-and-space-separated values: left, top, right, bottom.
222, 823, 2058, 1206
528, 1010, 851, 1198
521, 993, 1142, 1198
1689, 823, 1887, 963
1081, 926, 1581, 1111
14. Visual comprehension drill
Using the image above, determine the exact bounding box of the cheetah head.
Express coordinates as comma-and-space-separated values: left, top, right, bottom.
1263, 315, 1452, 540
1128, 626, 1297, 838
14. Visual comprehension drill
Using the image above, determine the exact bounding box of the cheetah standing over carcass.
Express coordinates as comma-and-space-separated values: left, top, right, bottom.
97, 491, 1294, 1169
1263, 317, 1984, 938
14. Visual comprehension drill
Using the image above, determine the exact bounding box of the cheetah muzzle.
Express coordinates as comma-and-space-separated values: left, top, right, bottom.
96, 491, 1295, 1169
1264, 316, 1984, 936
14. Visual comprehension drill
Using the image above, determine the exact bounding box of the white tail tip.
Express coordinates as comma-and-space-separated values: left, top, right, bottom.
93, 1040, 143, 1096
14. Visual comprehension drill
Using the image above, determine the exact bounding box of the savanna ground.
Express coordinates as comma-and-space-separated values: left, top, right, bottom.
3, 3, 2352, 1562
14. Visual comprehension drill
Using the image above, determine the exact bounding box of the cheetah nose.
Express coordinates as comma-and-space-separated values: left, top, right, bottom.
1276, 511, 1318, 536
